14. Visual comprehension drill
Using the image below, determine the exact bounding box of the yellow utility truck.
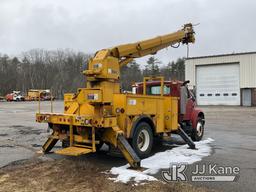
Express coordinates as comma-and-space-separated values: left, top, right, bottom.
27, 89, 53, 101
36, 23, 197, 168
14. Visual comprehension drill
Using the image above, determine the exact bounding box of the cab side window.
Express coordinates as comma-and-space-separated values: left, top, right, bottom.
146, 85, 171, 95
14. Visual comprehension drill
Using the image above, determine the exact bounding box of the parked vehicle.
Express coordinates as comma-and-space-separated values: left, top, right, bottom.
0, 96, 5, 101
36, 23, 198, 168
5, 91, 25, 101
26, 89, 54, 101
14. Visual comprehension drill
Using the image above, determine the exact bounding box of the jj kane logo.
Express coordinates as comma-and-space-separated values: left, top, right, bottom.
162, 163, 240, 182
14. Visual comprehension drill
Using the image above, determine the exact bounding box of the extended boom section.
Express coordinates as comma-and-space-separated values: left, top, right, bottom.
110, 23, 194, 60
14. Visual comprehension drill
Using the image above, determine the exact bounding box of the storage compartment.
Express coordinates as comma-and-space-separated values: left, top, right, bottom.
113, 94, 178, 134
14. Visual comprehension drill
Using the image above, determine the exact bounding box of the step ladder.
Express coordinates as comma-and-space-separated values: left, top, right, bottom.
43, 124, 96, 156
55, 125, 96, 156
42, 124, 141, 168
55, 146, 93, 156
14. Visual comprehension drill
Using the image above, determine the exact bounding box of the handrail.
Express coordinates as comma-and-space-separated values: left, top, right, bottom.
37, 90, 54, 114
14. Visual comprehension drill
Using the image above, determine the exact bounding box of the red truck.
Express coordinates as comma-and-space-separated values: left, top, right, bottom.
5, 91, 25, 102
132, 80, 205, 141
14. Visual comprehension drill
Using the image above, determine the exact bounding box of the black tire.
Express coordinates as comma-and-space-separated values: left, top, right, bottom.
62, 139, 70, 148
131, 122, 153, 158
191, 117, 204, 141
96, 141, 104, 151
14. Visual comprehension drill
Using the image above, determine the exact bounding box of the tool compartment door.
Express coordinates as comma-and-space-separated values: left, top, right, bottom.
163, 97, 179, 131
127, 95, 165, 132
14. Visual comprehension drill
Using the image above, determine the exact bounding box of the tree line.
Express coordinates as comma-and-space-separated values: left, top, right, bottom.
121, 56, 185, 91
0, 49, 185, 98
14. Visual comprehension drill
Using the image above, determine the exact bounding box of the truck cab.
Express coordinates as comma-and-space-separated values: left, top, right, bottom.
132, 79, 205, 141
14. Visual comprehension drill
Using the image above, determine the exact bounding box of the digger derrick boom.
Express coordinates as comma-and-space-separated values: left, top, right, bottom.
110, 23, 194, 60
84, 23, 194, 81
36, 23, 195, 168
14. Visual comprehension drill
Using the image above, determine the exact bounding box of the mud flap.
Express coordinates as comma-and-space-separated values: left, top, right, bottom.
178, 127, 196, 149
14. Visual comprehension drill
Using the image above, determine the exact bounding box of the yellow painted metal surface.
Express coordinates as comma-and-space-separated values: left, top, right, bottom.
66, 102, 79, 114
28, 90, 40, 98
36, 23, 195, 167
74, 135, 100, 145
42, 131, 59, 153
143, 76, 165, 96
77, 89, 103, 103
55, 146, 92, 156
28, 89, 50, 99
113, 94, 178, 137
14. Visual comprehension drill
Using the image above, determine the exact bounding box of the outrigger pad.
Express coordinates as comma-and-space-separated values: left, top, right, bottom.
42, 131, 59, 153
55, 146, 93, 156
117, 135, 141, 168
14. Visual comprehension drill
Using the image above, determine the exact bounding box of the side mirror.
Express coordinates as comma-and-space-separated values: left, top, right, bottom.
182, 80, 190, 86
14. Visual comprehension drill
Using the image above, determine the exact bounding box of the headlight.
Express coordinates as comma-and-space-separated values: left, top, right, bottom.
116, 108, 125, 114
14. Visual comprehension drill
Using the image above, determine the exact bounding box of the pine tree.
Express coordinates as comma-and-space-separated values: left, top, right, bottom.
144, 56, 161, 76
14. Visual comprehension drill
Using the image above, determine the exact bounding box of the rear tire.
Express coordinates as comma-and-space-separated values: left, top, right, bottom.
96, 141, 104, 151
62, 139, 70, 148
131, 122, 153, 158
191, 117, 204, 141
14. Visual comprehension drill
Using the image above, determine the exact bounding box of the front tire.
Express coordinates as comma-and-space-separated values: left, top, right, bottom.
131, 122, 153, 158
191, 117, 204, 141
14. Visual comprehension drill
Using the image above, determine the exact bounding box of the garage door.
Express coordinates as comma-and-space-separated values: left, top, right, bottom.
196, 64, 240, 105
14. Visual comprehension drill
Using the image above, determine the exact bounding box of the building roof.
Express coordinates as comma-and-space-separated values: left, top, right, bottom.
186, 51, 256, 60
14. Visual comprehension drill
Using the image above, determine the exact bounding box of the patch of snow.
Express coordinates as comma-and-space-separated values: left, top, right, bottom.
108, 138, 214, 183
110, 164, 157, 183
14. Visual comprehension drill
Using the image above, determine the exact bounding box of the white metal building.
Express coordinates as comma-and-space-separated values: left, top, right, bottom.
185, 52, 256, 106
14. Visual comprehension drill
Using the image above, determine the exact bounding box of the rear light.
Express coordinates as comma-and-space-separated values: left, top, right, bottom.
116, 108, 125, 114
37, 115, 49, 122
116, 108, 121, 113
85, 119, 90, 125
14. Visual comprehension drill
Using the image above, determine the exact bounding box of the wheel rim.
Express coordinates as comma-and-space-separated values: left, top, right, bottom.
196, 121, 203, 137
137, 129, 150, 152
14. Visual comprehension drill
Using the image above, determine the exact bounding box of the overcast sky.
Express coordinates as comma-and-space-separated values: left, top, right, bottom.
0, 0, 255, 64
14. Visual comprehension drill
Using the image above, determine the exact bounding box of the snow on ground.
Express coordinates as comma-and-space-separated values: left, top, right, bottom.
108, 138, 214, 183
